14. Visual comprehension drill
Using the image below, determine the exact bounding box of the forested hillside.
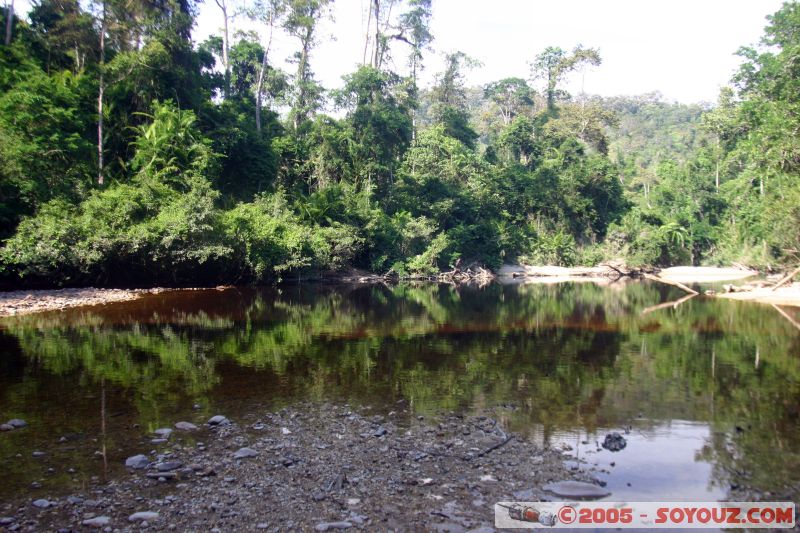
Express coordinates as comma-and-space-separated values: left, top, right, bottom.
0, 0, 798, 287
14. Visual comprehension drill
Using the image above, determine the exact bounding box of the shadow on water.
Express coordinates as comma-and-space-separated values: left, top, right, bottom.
0, 281, 798, 504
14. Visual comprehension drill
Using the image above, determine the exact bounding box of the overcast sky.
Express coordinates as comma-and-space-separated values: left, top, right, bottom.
195, 0, 784, 104
16, 0, 786, 103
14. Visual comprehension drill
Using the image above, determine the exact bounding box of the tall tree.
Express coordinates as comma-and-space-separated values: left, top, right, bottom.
429, 51, 479, 147
284, 0, 330, 130
248, 0, 286, 131
4, 0, 13, 45
531, 45, 601, 113
95, 0, 106, 185
214, 0, 233, 96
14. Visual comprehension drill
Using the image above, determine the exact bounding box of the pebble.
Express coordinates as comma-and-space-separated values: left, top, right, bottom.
32, 451, 46, 457
233, 447, 259, 459
31, 499, 51, 509
281, 427, 291, 435
125, 454, 150, 469
256, 523, 269, 529
315, 522, 353, 531
82, 516, 111, 528
156, 461, 183, 472
129, 511, 159, 522
0, 517, 15, 525
208, 415, 230, 426
7, 419, 27, 428
154, 428, 173, 438
372, 426, 388, 437
175, 421, 198, 431
67, 496, 84, 505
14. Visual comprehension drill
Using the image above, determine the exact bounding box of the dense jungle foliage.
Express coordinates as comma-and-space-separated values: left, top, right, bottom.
0, 0, 798, 286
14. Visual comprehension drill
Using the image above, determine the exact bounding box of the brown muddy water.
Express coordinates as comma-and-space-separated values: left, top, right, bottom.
0, 281, 798, 507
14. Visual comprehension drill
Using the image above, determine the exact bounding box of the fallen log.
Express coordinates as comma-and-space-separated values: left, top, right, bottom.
643, 273, 699, 295
772, 304, 800, 331
641, 293, 697, 315
771, 266, 800, 291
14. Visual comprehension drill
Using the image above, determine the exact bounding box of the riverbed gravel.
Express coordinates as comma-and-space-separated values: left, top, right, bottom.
0, 402, 594, 532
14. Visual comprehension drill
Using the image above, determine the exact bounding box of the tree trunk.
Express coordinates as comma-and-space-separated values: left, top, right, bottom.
255, 23, 275, 132
372, 0, 380, 68
97, 0, 106, 185
362, 0, 372, 66
294, 28, 312, 130
715, 136, 720, 191
215, 0, 230, 97
4, 0, 13, 46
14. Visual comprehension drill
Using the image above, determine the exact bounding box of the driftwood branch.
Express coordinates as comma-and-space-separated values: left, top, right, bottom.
771, 266, 800, 291
641, 293, 697, 315
468, 435, 514, 460
772, 304, 800, 331
644, 273, 699, 295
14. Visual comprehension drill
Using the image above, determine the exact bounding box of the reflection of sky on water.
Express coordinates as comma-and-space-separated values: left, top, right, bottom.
556, 421, 726, 502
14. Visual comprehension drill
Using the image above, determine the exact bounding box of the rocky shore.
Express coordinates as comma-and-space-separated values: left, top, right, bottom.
0, 403, 599, 532
0, 288, 171, 317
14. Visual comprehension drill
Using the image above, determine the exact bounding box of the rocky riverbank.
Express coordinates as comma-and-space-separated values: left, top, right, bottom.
0, 288, 172, 317
0, 403, 599, 532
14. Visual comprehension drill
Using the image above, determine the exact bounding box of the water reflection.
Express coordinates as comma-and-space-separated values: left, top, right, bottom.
0, 282, 798, 504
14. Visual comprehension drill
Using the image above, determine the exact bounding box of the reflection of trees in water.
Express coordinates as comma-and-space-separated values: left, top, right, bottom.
1, 282, 799, 500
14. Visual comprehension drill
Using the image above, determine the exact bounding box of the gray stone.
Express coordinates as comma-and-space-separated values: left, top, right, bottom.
255, 524, 268, 529
154, 428, 173, 438
602, 432, 627, 452
82, 516, 111, 528
7, 419, 27, 428
129, 511, 159, 522
156, 461, 183, 472
125, 454, 150, 469
315, 522, 353, 531
372, 426, 388, 437
174, 421, 198, 431
66, 496, 84, 505
208, 415, 230, 426
32, 451, 46, 457
0, 517, 15, 525
542, 481, 611, 499
0, 424, 13, 431
32, 499, 51, 509
233, 447, 258, 459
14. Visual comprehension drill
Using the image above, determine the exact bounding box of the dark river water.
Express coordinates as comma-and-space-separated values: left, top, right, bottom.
0, 281, 798, 506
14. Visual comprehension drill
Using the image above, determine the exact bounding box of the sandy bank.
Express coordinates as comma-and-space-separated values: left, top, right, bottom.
658, 266, 758, 283
715, 284, 800, 309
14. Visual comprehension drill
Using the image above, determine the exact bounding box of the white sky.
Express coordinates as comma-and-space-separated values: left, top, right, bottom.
16, 0, 786, 103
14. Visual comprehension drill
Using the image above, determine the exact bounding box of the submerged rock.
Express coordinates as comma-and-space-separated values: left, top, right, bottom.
154, 428, 173, 438
542, 481, 611, 499
602, 432, 627, 452
7, 419, 27, 428
31, 499, 51, 509
125, 454, 150, 469
175, 421, 198, 431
